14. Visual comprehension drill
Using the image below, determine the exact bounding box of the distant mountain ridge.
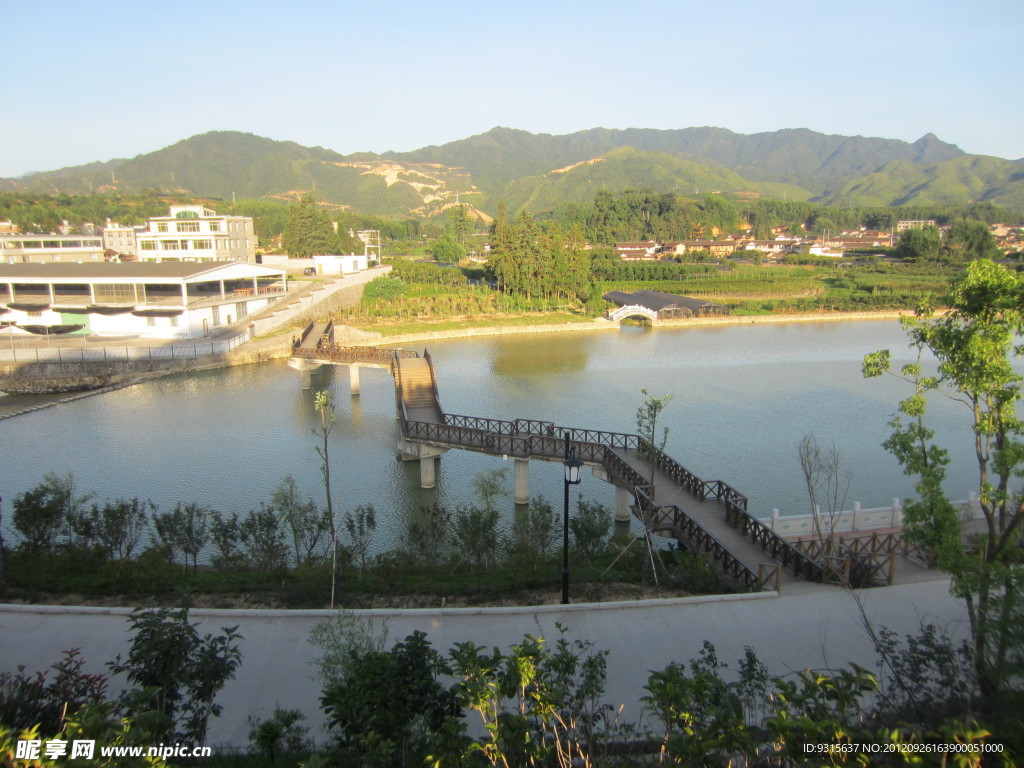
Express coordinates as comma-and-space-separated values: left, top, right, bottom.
4, 126, 1024, 216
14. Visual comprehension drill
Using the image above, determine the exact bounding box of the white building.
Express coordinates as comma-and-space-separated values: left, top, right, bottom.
102, 221, 139, 258
1, 234, 107, 264
136, 205, 257, 264
312, 253, 369, 275
0, 261, 286, 339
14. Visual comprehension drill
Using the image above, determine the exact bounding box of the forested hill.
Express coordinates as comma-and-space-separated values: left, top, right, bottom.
386, 126, 967, 194
4, 127, 1024, 216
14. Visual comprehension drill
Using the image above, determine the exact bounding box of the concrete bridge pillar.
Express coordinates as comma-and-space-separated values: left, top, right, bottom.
286, 358, 323, 390
398, 438, 448, 489
420, 456, 437, 489
615, 486, 632, 522
349, 365, 360, 396
514, 459, 529, 505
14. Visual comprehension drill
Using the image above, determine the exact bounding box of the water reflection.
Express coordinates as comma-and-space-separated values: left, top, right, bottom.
489, 333, 595, 377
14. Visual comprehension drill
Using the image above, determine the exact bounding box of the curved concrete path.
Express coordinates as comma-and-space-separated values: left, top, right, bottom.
0, 579, 968, 750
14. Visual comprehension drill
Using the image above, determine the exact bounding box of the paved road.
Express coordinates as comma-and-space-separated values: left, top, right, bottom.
0, 578, 968, 751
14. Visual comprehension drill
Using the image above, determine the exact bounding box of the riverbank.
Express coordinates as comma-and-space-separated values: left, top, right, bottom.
363, 308, 914, 347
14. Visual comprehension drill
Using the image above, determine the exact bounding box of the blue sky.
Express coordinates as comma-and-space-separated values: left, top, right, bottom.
3, 0, 1022, 178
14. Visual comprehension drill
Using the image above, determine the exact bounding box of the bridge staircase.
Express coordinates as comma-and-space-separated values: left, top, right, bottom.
393, 354, 445, 424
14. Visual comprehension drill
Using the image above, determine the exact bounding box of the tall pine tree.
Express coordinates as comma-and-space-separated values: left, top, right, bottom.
282, 197, 339, 258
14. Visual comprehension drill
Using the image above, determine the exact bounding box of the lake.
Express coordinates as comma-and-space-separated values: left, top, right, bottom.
0, 320, 987, 549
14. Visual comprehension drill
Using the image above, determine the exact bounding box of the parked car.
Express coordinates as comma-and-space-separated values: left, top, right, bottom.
303, 267, 316, 276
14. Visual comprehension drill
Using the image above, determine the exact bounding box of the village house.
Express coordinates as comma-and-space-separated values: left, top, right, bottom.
614, 241, 660, 259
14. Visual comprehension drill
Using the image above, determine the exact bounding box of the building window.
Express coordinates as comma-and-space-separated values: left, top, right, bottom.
141, 241, 157, 250
93, 283, 141, 304
176, 210, 199, 219
177, 222, 200, 232
147, 317, 157, 327
157, 223, 168, 232
161, 241, 180, 250
208, 222, 220, 232
169, 316, 179, 327
193, 239, 212, 250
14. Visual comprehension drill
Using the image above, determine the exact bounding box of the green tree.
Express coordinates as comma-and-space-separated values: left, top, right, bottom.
108, 602, 242, 744
92, 497, 151, 563
336, 225, 365, 255
863, 258, 1024, 724
282, 196, 339, 258
507, 496, 558, 569
12, 478, 70, 554
430, 232, 466, 263
636, 388, 674, 584
453, 505, 500, 572
343, 504, 376, 575
314, 389, 339, 607
895, 224, 942, 260
320, 631, 459, 768
446, 203, 473, 248
945, 219, 1000, 262
271, 475, 329, 566
471, 468, 508, 511
239, 503, 289, 573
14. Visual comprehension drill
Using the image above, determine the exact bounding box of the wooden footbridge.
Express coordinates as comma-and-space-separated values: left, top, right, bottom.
291, 323, 909, 594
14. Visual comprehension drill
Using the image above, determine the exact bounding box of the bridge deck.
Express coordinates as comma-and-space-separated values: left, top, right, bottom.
609, 448, 813, 592
297, 322, 329, 349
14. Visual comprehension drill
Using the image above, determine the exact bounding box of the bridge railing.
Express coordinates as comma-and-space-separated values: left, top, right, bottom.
294, 344, 419, 366
414, 415, 641, 462
634, 486, 776, 592
293, 321, 315, 350
725, 502, 824, 582
392, 350, 410, 424
444, 413, 559, 437
423, 349, 444, 411
638, 438, 715, 500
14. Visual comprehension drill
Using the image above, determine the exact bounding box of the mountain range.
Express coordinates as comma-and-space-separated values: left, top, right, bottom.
5, 127, 1024, 218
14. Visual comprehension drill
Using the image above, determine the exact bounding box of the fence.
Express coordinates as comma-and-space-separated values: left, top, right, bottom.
0, 333, 248, 363
760, 496, 984, 538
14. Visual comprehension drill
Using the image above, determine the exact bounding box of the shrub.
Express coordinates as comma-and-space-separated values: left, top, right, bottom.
570, 500, 612, 562
0, 649, 108, 735
108, 602, 242, 743
239, 503, 289, 573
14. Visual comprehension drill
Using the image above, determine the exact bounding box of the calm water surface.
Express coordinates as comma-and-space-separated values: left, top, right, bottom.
0, 321, 988, 548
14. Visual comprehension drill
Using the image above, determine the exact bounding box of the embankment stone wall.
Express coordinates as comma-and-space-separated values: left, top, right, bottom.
0, 342, 294, 395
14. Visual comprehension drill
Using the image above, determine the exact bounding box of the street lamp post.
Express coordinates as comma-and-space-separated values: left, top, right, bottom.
562, 431, 583, 605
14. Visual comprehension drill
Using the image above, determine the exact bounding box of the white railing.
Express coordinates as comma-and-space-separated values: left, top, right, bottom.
761, 495, 984, 538
0, 333, 248, 362
608, 304, 658, 322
